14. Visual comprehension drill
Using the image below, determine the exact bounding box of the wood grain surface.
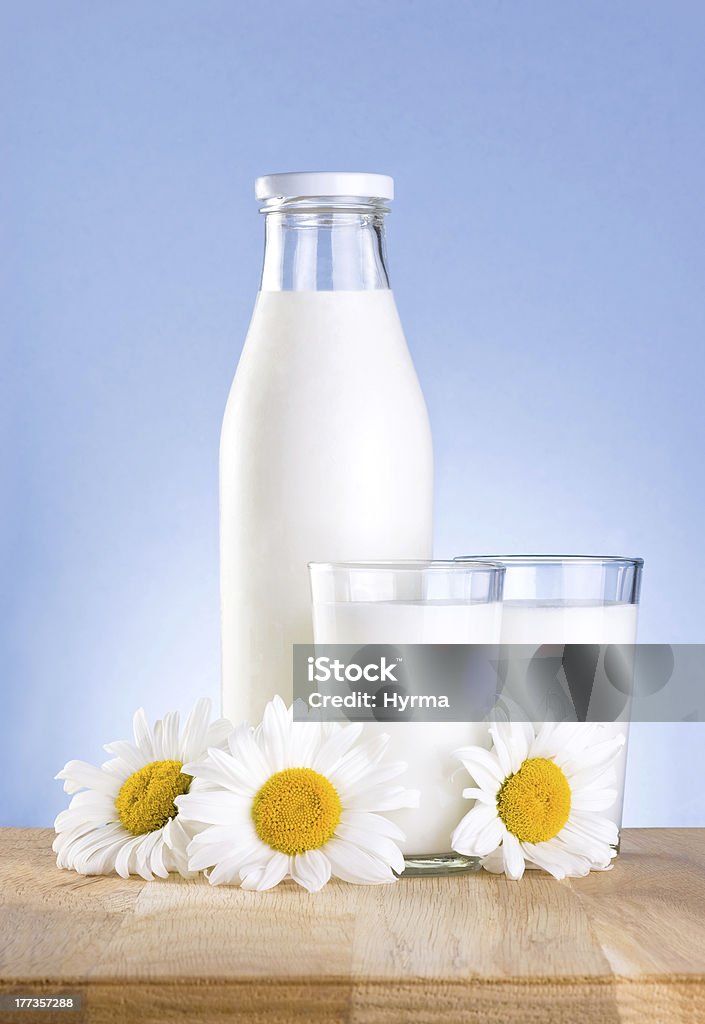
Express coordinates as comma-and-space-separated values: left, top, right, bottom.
0, 828, 703, 1023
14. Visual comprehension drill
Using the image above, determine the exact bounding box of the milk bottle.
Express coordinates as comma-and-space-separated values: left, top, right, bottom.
220, 173, 433, 723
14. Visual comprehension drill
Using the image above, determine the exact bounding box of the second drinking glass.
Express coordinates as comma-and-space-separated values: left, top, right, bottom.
455, 555, 643, 845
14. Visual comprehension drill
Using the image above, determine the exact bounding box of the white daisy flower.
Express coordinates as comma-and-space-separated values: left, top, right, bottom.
176, 696, 419, 892
451, 722, 624, 881
53, 698, 231, 880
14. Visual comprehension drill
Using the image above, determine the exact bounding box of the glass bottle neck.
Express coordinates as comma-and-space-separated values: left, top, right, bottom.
259, 197, 391, 292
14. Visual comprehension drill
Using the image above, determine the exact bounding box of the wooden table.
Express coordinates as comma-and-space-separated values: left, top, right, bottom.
1, 828, 704, 1023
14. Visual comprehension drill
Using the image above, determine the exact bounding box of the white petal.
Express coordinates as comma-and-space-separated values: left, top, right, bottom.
54, 793, 117, 833
64, 789, 115, 812
191, 834, 264, 875
331, 759, 407, 797
156, 710, 181, 760
528, 721, 556, 759
200, 837, 267, 885
555, 826, 613, 867
161, 816, 194, 871
132, 708, 155, 761
240, 851, 289, 891
161, 822, 193, 877
487, 723, 514, 777
102, 741, 145, 773
480, 847, 506, 874
451, 803, 498, 854
114, 835, 145, 878
522, 838, 590, 879
180, 698, 213, 762
79, 838, 127, 875
345, 784, 419, 812
454, 746, 504, 795
291, 850, 332, 892
461, 787, 495, 804
324, 838, 396, 885
100, 757, 133, 782
226, 724, 272, 785
472, 816, 506, 857
560, 735, 624, 780
205, 853, 248, 885
333, 824, 404, 875
501, 832, 525, 880
175, 791, 246, 826
149, 834, 169, 878
55, 760, 121, 796
53, 819, 97, 854
550, 724, 601, 763
288, 721, 322, 768
569, 811, 619, 846
205, 717, 235, 751
325, 734, 392, 792
134, 829, 163, 880
339, 810, 405, 843
188, 822, 255, 851
53, 823, 92, 862
565, 761, 617, 792
258, 697, 292, 773
152, 720, 165, 760
531, 722, 590, 760
185, 746, 261, 798
339, 732, 391, 768
489, 722, 534, 775
57, 823, 127, 875
571, 787, 618, 812
312, 723, 365, 777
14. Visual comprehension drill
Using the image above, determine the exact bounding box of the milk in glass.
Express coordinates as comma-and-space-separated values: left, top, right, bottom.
312, 583, 503, 856
499, 599, 638, 827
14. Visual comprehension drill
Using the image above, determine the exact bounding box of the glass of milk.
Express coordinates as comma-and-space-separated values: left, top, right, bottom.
309, 559, 505, 874
455, 555, 644, 847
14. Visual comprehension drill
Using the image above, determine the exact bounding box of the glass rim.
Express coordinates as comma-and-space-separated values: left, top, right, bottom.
308, 559, 504, 574
455, 554, 644, 569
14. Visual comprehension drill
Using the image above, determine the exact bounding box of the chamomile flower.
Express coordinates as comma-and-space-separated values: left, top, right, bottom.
451, 722, 624, 880
53, 698, 231, 879
176, 696, 418, 892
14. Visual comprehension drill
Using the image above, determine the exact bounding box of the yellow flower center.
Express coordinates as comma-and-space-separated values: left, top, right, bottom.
115, 759, 192, 836
496, 757, 571, 843
252, 767, 342, 856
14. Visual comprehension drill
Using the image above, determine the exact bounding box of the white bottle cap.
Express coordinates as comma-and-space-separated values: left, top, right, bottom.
255, 171, 394, 201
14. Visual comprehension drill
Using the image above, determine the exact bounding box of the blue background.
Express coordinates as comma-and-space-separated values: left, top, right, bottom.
2, 1, 704, 827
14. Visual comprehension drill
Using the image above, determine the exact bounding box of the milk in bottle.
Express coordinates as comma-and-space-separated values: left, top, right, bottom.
220, 173, 433, 723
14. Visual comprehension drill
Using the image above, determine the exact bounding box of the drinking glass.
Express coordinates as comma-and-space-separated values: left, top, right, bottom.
455, 555, 644, 847
308, 560, 504, 875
